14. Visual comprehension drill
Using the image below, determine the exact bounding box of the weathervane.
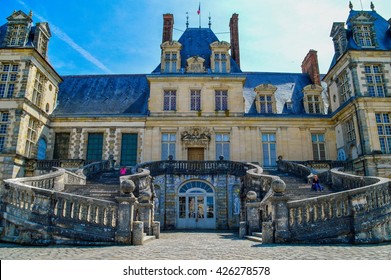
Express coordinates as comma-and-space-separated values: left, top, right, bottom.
186, 12, 189, 28
208, 13, 211, 29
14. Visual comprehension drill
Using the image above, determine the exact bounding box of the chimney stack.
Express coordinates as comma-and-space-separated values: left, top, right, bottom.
162, 14, 174, 43
229, 13, 240, 68
301, 50, 321, 86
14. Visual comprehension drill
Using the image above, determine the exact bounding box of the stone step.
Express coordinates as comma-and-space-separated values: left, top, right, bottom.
245, 235, 263, 243
253, 232, 262, 238
143, 235, 156, 244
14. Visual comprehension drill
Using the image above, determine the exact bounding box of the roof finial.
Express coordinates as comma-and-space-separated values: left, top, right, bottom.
349, 1, 353, 10
186, 12, 189, 28
208, 13, 211, 29
370, 1, 375, 11
29, 10, 33, 18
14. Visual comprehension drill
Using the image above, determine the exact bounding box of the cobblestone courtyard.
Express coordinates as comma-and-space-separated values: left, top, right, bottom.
1, 231, 390, 260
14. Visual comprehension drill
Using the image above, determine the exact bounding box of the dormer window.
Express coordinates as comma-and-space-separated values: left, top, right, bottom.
354, 25, 373, 47
303, 85, 324, 114
254, 84, 277, 114
8, 24, 27, 46
186, 56, 205, 73
210, 41, 231, 73
160, 41, 182, 73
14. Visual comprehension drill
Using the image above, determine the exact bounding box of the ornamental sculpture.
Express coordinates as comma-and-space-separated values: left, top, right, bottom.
180, 127, 211, 146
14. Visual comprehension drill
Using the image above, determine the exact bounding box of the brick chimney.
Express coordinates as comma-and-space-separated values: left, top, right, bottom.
301, 49, 321, 86
229, 13, 240, 68
162, 14, 174, 43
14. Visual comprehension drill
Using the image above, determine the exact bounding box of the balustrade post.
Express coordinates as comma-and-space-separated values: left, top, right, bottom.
268, 178, 290, 243
115, 196, 137, 244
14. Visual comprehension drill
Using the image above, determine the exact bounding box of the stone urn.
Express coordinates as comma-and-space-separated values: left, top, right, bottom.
120, 179, 136, 196
246, 191, 257, 201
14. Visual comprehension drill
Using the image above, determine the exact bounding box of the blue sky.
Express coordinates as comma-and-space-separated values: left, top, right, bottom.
2, 0, 391, 75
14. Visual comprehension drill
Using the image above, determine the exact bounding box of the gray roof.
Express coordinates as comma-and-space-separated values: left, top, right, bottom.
52, 74, 149, 116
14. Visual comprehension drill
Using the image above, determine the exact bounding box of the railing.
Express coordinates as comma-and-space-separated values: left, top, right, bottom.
286, 169, 390, 243
34, 159, 94, 170
76, 160, 111, 179
2, 171, 118, 244
243, 163, 278, 201
134, 159, 252, 177
264, 161, 391, 244
292, 160, 354, 172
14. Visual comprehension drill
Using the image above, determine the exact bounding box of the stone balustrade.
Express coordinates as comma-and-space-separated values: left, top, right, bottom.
135, 159, 252, 177
261, 161, 391, 244
76, 160, 111, 179
2, 177, 119, 244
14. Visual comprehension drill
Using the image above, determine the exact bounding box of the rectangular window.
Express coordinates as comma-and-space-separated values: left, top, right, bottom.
0, 112, 9, 152
214, 52, 227, 73
355, 25, 373, 47
120, 133, 138, 166
25, 118, 38, 158
190, 90, 201, 111
307, 95, 322, 114
376, 113, 391, 154
338, 72, 351, 103
86, 133, 104, 161
53, 133, 70, 159
161, 133, 176, 160
262, 133, 277, 167
258, 94, 274, 113
32, 71, 45, 107
163, 90, 176, 111
345, 118, 356, 142
163, 52, 177, 73
365, 65, 385, 97
0, 63, 18, 98
215, 90, 228, 111
312, 133, 326, 160
215, 133, 230, 160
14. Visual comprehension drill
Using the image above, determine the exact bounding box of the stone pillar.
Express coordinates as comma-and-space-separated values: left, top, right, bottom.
132, 221, 144, 246
239, 221, 246, 238
115, 196, 137, 244
261, 221, 274, 244
246, 202, 262, 235
153, 221, 160, 239
269, 178, 290, 243
137, 203, 153, 235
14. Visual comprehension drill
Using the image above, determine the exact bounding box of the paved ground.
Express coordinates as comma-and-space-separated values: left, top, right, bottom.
0, 231, 390, 260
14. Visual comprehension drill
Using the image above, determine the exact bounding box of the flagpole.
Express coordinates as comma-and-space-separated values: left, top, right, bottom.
198, 3, 201, 28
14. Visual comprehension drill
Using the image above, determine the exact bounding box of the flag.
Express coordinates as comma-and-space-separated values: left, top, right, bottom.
197, 3, 201, 15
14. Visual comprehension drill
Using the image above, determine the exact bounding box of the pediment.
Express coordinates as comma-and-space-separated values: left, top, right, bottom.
210, 41, 230, 49
36, 22, 51, 37
254, 84, 277, 92
7, 10, 32, 23
303, 84, 323, 93
349, 12, 376, 23
161, 40, 182, 49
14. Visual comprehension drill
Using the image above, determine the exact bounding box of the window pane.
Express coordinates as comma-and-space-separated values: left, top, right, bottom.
86, 133, 103, 161
120, 133, 138, 166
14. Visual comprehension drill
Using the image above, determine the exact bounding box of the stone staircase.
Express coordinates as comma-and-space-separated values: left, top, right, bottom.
263, 169, 334, 201
64, 170, 121, 201
245, 169, 334, 243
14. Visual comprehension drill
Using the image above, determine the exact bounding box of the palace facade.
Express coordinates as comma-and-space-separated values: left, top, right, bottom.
0, 4, 390, 230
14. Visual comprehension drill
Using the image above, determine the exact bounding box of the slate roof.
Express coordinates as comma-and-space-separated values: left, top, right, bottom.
152, 27, 241, 74
52, 74, 149, 116
0, 23, 8, 45
329, 9, 391, 70
243, 72, 314, 115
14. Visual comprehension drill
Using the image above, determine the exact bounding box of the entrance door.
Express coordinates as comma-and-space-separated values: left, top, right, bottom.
188, 148, 204, 161
177, 181, 215, 229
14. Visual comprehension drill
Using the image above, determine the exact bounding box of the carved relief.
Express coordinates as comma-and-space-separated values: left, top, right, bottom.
180, 127, 211, 146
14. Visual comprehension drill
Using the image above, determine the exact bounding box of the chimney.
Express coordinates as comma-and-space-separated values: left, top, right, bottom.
162, 14, 174, 43
229, 13, 240, 68
301, 50, 321, 86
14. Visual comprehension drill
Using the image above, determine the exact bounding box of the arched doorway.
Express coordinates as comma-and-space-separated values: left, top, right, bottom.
177, 180, 216, 229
